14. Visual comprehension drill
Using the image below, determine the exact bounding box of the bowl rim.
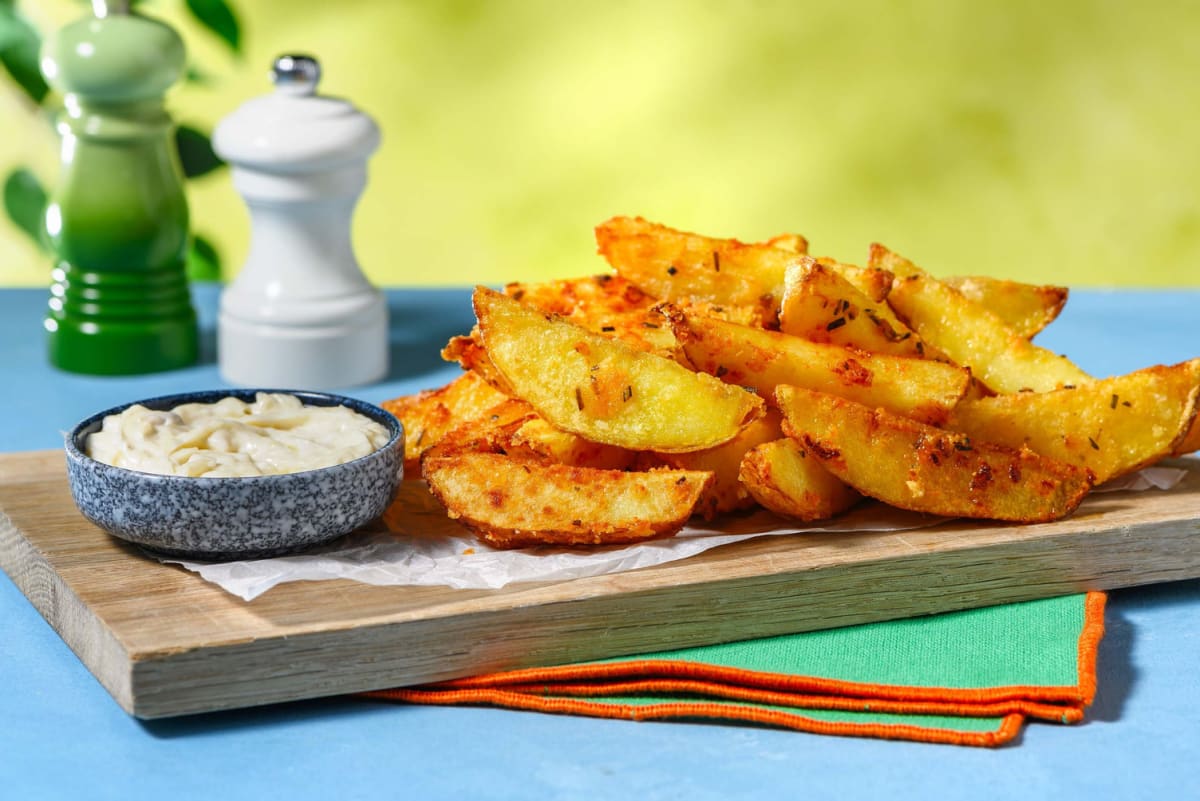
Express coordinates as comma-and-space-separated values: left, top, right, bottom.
65, 388, 403, 482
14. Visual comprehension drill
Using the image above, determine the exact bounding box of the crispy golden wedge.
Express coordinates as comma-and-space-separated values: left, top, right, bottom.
381, 372, 515, 474
948, 359, 1200, 484
474, 286, 764, 452
1174, 427, 1200, 456
595, 215, 794, 321
509, 416, 637, 470
649, 409, 786, 520
814, 256, 893, 302
596, 217, 897, 327
504, 274, 656, 317
762, 232, 810, 254
868, 239, 1069, 336
441, 329, 515, 394
420, 398, 538, 457
779, 257, 924, 359
866, 241, 926, 279
504, 275, 680, 357
738, 438, 861, 522
667, 308, 969, 426
423, 450, 713, 549
887, 277, 1090, 394
942, 275, 1068, 339
776, 385, 1094, 522
871, 244, 1089, 392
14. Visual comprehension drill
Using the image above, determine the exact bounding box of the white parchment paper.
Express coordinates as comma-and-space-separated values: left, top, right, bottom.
162, 466, 1187, 601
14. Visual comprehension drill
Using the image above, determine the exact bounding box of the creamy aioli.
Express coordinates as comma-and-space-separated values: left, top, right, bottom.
85, 393, 391, 477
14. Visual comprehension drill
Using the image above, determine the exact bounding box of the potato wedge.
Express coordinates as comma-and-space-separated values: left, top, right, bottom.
776, 385, 1094, 522
871, 244, 1089, 392
738, 438, 861, 522
866, 241, 925, 280
649, 409, 786, 519
441, 328, 515, 394
887, 269, 1091, 393
423, 450, 713, 548
420, 398, 538, 457
779, 257, 924, 359
814, 256, 893, 302
762, 232, 810, 254
509, 416, 637, 470
595, 215, 794, 321
504, 274, 680, 357
474, 286, 764, 452
947, 359, 1200, 484
942, 275, 1068, 339
887, 276, 1091, 394
667, 308, 969, 426
504, 274, 655, 318
381, 371, 514, 474
1173, 420, 1200, 456
674, 300, 773, 329
596, 217, 892, 325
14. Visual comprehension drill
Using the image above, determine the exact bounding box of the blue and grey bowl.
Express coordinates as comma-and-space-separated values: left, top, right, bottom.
64, 389, 404, 561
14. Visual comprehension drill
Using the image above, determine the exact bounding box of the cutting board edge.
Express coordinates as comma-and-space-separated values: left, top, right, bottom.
6, 447, 1200, 719
1, 506, 137, 715
119, 513, 1200, 719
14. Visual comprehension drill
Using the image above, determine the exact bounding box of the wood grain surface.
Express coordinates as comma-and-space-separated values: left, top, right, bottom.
3, 449, 1200, 719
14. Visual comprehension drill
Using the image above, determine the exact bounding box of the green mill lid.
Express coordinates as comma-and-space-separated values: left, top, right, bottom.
40, 2, 185, 102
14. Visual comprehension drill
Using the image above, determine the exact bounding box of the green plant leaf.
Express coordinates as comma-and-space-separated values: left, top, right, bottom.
186, 234, 222, 282
0, 5, 49, 105
175, 124, 225, 179
184, 0, 241, 55
184, 64, 215, 86
3, 167, 48, 251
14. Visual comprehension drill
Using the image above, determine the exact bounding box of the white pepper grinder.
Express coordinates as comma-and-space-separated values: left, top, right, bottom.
213, 54, 388, 388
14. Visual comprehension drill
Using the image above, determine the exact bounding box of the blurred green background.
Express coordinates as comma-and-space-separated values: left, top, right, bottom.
3, 0, 1198, 288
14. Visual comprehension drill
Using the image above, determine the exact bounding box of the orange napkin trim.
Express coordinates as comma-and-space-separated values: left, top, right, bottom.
366, 592, 1105, 747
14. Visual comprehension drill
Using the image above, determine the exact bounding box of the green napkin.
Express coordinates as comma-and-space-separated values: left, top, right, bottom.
366, 592, 1104, 747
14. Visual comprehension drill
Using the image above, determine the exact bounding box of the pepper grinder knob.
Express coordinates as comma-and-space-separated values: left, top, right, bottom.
272, 54, 321, 97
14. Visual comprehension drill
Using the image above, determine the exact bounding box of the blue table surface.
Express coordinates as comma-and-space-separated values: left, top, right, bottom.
2, 284, 1199, 800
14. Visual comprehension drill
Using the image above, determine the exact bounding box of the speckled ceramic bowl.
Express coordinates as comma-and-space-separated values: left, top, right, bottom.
64, 389, 404, 560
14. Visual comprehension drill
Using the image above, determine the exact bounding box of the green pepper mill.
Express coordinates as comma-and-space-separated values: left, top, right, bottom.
39, 1, 198, 374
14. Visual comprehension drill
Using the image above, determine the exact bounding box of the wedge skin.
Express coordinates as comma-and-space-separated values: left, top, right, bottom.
474, 287, 764, 453
776, 385, 1094, 523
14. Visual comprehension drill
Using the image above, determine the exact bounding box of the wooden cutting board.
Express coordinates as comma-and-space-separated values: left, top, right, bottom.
4, 449, 1200, 719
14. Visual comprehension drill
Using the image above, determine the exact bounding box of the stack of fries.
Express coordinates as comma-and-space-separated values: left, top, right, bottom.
384, 217, 1200, 549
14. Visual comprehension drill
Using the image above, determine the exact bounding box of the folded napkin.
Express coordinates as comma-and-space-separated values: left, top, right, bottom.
365, 592, 1104, 747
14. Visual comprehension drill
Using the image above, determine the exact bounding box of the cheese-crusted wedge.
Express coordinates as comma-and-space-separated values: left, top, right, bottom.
648, 409, 787, 520
948, 359, 1200, 484
595, 215, 795, 322
738, 438, 861, 522
509, 416, 637, 470
595, 217, 882, 324
381, 371, 513, 474
942, 275, 1068, 339
424, 450, 712, 549
503, 275, 679, 357
872, 244, 1090, 393
776, 385, 1094, 523
474, 287, 764, 452
441, 328, 515, 394
780, 257, 924, 359
762, 232, 810, 254
667, 308, 969, 426
1174, 421, 1200, 456
870, 244, 1068, 338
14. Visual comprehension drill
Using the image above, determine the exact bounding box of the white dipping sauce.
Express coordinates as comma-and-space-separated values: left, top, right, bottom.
85, 393, 390, 477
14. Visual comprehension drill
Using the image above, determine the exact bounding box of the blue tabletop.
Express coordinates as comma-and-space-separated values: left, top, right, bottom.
1, 285, 1198, 800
